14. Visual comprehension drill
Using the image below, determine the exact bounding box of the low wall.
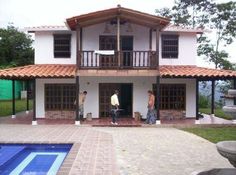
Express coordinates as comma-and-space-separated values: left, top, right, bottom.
45, 110, 186, 120
160, 110, 185, 120
45, 111, 75, 119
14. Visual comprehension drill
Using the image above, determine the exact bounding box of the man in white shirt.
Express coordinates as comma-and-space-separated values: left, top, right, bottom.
111, 90, 119, 125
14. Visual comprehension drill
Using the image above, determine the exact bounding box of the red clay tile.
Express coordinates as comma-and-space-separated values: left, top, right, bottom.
0, 64, 76, 79
160, 65, 236, 79
0, 65, 236, 79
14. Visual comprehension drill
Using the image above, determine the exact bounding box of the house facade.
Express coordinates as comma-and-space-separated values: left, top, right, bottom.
33, 6, 197, 121
1, 5, 236, 125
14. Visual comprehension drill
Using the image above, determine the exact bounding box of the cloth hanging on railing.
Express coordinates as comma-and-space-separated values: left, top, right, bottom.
94, 50, 115, 55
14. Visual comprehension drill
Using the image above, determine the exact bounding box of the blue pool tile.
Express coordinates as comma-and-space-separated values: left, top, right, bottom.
0, 144, 72, 175
20, 155, 57, 175
0, 146, 25, 166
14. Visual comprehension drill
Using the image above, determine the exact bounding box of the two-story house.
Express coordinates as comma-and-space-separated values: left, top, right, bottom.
1, 5, 236, 125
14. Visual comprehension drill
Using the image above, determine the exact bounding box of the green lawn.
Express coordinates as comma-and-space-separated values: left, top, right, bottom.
0, 99, 33, 117
199, 108, 232, 120
181, 127, 236, 143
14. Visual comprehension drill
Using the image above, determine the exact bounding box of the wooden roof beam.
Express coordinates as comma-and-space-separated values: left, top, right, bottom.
78, 15, 117, 27
119, 14, 160, 28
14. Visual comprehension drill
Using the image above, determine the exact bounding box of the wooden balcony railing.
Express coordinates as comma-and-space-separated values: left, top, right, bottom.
77, 50, 158, 69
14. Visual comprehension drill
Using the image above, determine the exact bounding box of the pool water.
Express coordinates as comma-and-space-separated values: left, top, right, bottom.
0, 144, 72, 175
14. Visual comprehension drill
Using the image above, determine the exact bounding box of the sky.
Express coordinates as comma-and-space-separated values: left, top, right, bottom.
0, 0, 235, 67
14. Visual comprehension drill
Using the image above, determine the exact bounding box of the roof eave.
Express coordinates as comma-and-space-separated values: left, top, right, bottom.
24, 26, 70, 33
66, 6, 170, 30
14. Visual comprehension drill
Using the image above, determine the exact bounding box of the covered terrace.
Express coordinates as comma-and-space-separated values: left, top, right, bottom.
0, 64, 236, 125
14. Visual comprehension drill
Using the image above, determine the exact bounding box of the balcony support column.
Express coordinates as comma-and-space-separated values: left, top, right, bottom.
76, 25, 82, 68
117, 16, 121, 67
155, 26, 160, 68
149, 29, 153, 67
149, 29, 152, 50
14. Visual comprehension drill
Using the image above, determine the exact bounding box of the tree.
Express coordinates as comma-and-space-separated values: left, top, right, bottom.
156, 0, 236, 70
0, 25, 34, 68
156, 0, 214, 28
198, 1, 236, 69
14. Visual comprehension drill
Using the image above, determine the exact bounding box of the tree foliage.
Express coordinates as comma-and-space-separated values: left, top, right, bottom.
156, 0, 236, 70
198, 1, 236, 69
156, 0, 214, 28
0, 25, 34, 69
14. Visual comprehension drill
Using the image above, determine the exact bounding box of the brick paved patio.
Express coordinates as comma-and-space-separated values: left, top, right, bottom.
98, 127, 234, 175
0, 125, 233, 175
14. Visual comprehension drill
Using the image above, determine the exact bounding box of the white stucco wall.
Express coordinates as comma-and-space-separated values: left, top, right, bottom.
34, 31, 76, 64
82, 23, 197, 66
35, 77, 196, 119
151, 32, 197, 65
82, 22, 149, 51
34, 23, 197, 66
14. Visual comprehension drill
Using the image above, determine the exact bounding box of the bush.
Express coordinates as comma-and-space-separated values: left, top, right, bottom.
199, 94, 209, 108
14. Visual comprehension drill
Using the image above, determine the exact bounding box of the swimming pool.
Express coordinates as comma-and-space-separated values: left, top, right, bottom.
0, 143, 72, 175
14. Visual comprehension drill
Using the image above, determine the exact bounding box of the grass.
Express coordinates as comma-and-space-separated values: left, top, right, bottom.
199, 108, 233, 120
181, 127, 236, 143
0, 99, 33, 117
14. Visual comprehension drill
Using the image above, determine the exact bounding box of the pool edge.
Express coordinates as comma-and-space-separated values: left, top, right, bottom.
0, 141, 80, 175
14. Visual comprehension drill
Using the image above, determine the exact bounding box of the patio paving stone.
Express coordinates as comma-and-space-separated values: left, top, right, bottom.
98, 127, 234, 175
0, 124, 234, 175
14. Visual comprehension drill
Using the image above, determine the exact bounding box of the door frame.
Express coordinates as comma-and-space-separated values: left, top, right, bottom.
99, 35, 134, 50
98, 83, 133, 118
120, 36, 134, 51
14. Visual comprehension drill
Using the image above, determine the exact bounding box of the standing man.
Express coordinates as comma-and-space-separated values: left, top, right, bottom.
75, 91, 87, 121
145, 90, 156, 124
111, 90, 119, 125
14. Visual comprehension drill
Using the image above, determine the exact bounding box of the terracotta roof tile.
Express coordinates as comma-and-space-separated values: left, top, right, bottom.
162, 24, 209, 34
0, 64, 76, 79
160, 65, 236, 79
0, 65, 236, 80
25, 25, 69, 32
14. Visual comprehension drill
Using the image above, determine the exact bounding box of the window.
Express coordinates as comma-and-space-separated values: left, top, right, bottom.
54, 34, 71, 58
45, 84, 76, 110
153, 84, 186, 110
99, 36, 117, 50
161, 35, 179, 58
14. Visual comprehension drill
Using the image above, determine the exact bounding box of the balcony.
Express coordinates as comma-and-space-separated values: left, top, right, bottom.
77, 50, 158, 69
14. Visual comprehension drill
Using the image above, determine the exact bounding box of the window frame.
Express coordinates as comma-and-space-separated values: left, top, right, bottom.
45, 84, 76, 111
161, 34, 179, 59
53, 34, 71, 58
153, 84, 186, 110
